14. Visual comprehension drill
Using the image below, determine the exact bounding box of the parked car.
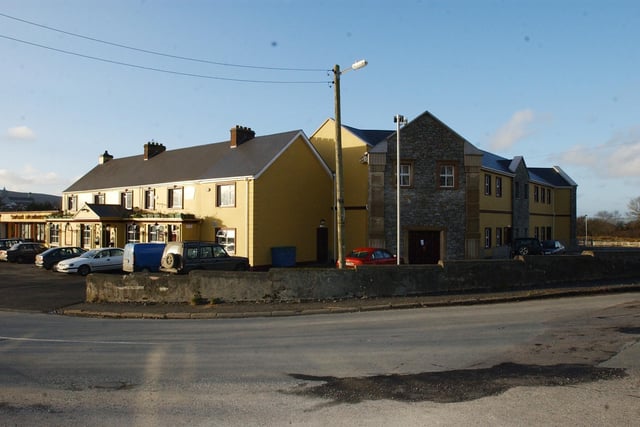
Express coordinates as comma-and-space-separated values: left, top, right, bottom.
56, 247, 124, 276
541, 240, 566, 255
35, 246, 87, 270
341, 247, 400, 268
511, 238, 543, 256
123, 242, 166, 272
0, 238, 24, 251
0, 242, 47, 263
159, 241, 250, 274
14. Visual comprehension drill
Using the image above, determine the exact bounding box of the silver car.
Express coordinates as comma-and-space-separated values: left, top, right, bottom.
56, 247, 124, 276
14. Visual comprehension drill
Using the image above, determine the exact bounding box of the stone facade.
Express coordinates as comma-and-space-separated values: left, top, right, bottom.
383, 111, 473, 262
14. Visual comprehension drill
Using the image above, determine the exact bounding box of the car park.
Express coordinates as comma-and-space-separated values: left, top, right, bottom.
56, 247, 124, 276
0, 242, 47, 263
123, 242, 166, 272
159, 241, 250, 274
35, 246, 87, 270
511, 238, 543, 256
341, 247, 400, 268
541, 240, 566, 255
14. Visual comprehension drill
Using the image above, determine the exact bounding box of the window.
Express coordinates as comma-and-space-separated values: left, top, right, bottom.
540, 186, 546, 203
50, 224, 60, 244
148, 224, 164, 242
496, 177, 502, 197
145, 189, 155, 210
82, 224, 91, 248
547, 189, 551, 204
484, 227, 492, 249
399, 163, 413, 187
438, 163, 456, 188
484, 174, 492, 195
524, 184, 529, 199
67, 195, 77, 211
217, 184, 236, 207
534, 226, 540, 240
121, 191, 133, 209
168, 187, 183, 209
216, 228, 236, 254
546, 226, 552, 238
534, 186, 539, 203
496, 227, 502, 246
94, 193, 105, 204
127, 224, 140, 243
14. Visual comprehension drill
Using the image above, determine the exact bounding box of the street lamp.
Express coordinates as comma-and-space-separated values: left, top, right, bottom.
394, 114, 407, 265
333, 59, 368, 269
585, 214, 588, 246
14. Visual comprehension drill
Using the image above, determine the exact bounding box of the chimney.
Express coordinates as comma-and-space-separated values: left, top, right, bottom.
230, 126, 255, 148
99, 150, 113, 164
144, 141, 166, 160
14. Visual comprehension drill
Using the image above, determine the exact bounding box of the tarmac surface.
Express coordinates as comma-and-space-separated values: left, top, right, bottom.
58, 281, 640, 319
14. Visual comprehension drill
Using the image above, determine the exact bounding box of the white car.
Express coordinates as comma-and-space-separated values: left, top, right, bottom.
56, 247, 124, 276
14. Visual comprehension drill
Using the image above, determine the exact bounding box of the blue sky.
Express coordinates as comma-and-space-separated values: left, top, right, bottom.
1, 0, 639, 218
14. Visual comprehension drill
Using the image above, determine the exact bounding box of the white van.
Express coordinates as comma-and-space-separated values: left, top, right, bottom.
123, 243, 166, 273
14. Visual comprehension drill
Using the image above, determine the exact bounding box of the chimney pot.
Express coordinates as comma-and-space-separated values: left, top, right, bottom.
99, 150, 113, 164
144, 141, 166, 160
230, 125, 255, 148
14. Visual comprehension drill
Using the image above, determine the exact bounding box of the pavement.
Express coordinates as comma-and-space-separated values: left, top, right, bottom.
57, 281, 640, 319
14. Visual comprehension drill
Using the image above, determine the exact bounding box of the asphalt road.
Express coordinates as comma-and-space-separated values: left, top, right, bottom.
0, 261, 86, 312
1, 260, 639, 426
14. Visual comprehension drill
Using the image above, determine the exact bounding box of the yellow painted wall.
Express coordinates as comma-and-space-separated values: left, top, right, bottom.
310, 119, 372, 253
252, 135, 334, 267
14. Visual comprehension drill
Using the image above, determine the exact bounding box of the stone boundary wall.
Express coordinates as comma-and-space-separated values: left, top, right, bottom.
86, 250, 640, 304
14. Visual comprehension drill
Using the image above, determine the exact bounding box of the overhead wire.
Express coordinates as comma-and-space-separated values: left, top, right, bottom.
0, 12, 327, 72
0, 12, 331, 83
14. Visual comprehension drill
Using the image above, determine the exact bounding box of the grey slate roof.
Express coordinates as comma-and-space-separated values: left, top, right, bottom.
65, 130, 303, 192
342, 124, 394, 147
479, 149, 576, 188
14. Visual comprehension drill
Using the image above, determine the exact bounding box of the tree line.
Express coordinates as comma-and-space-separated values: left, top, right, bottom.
578, 196, 640, 239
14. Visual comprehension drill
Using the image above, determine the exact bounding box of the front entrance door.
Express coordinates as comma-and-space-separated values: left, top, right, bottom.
408, 230, 441, 264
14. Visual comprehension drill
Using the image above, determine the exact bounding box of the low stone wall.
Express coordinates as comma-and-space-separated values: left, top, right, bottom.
85, 250, 640, 304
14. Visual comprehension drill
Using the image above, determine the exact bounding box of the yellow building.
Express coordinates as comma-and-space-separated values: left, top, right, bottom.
310, 119, 394, 253
311, 112, 577, 262
56, 126, 334, 268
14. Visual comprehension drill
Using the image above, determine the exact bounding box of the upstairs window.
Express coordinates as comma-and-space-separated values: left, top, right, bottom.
168, 187, 183, 209
547, 189, 552, 205
217, 184, 236, 207
121, 191, 133, 209
496, 177, 502, 197
484, 174, 492, 195
145, 189, 155, 210
399, 163, 413, 187
94, 193, 105, 204
67, 195, 77, 211
438, 163, 456, 189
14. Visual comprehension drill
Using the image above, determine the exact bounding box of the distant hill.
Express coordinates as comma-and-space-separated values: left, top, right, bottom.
0, 188, 61, 211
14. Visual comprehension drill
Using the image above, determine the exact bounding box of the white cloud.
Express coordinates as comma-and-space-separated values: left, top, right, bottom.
488, 109, 536, 151
6, 125, 36, 141
552, 127, 640, 178
0, 166, 64, 194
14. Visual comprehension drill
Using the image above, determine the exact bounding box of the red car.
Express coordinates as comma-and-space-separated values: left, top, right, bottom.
340, 247, 399, 268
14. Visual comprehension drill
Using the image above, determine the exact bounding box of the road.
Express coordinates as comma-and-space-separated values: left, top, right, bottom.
1, 289, 639, 426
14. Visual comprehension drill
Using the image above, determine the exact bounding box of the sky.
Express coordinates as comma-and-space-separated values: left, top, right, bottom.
1, 0, 639, 218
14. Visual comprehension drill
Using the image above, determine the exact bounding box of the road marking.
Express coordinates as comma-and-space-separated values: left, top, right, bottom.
0, 336, 158, 345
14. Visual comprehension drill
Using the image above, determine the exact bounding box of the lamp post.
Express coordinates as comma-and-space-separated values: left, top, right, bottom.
394, 114, 407, 265
584, 214, 588, 246
333, 59, 368, 269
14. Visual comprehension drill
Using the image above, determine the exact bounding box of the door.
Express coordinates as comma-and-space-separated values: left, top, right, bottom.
408, 230, 441, 264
